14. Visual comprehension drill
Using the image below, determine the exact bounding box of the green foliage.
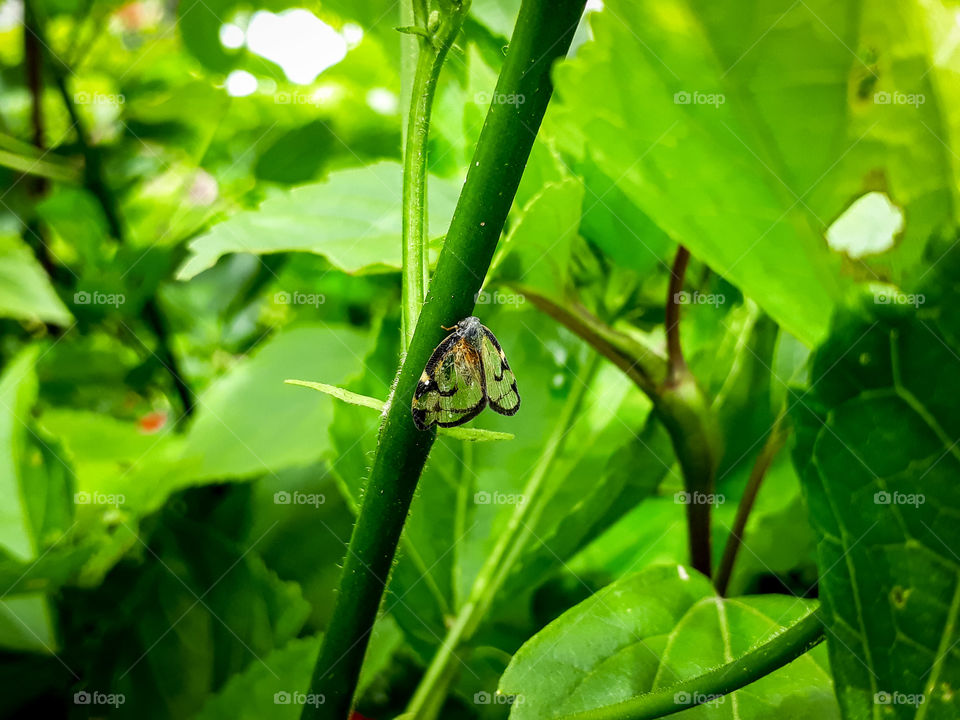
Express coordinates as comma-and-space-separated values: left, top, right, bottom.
792, 251, 960, 718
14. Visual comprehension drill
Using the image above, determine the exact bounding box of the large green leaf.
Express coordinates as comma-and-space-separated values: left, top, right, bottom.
499, 565, 837, 719
182, 324, 369, 480
554, 0, 960, 346
0, 236, 72, 326
177, 162, 462, 280
793, 264, 960, 717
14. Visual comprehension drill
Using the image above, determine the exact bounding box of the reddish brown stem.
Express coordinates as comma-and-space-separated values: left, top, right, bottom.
715, 417, 788, 595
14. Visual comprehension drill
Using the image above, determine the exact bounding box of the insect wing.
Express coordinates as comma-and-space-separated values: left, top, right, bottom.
479, 327, 520, 416
412, 335, 486, 430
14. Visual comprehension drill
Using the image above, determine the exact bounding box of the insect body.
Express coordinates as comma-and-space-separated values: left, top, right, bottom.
411, 316, 520, 430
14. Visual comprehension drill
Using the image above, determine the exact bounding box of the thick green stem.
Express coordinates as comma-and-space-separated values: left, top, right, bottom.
557, 609, 825, 720
405, 356, 598, 717
302, 2, 587, 717
400, 3, 468, 350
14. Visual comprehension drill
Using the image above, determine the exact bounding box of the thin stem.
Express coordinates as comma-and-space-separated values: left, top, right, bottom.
400, 3, 469, 351
556, 609, 825, 720
302, 3, 587, 717
715, 413, 789, 596
516, 286, 665, 394
405, 356, 598, 718
665, 245, 690, 386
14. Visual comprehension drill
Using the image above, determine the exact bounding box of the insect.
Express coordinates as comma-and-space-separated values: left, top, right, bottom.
412, 316, 520, 430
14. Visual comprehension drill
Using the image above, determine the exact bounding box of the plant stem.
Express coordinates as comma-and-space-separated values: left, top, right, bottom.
519, 265, 720, 577
405, 356, 598, 717
302, 2, 587, 717
665, 245, 690, 386
400, 2, 469, 351
556, 609, 825, 720
518, 288, 663, 395
715, 413, 788, 596
660, 244, 716, 576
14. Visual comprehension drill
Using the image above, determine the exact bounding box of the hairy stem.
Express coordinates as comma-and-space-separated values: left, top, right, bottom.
302, 2, 587, 717
715, 413, 788, 596
557, 608, 825, 720
400, 2, 469, 350
405, 356, 598, 717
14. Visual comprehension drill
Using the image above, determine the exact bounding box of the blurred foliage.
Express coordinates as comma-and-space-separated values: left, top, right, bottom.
0, 0, 957, 717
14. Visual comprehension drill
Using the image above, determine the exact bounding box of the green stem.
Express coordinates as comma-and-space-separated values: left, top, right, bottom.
405, 356, 598, 717
400, 2, 469, 350
557, 609, 825, 720
519, 284, 720, 576
302, 2, 586, 717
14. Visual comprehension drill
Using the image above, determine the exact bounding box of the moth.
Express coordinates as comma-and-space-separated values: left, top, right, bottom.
412, 316, 520, 430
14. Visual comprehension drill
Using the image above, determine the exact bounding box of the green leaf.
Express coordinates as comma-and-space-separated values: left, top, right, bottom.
194, 635, 322, 720
72, 514, 310, 718
177, 162, 462, 280
499, 565, 838, 719
792, 260, 960, 718
254, 121, 338, 185
0, 236, 72, 326
495, 178, 584, 305
182, 325, 369, 480
555, 0, 960, 345
38, 408, 195, 519
284, 379, 514, 441
0, 347, 61, 652
0, 348, 44, 562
